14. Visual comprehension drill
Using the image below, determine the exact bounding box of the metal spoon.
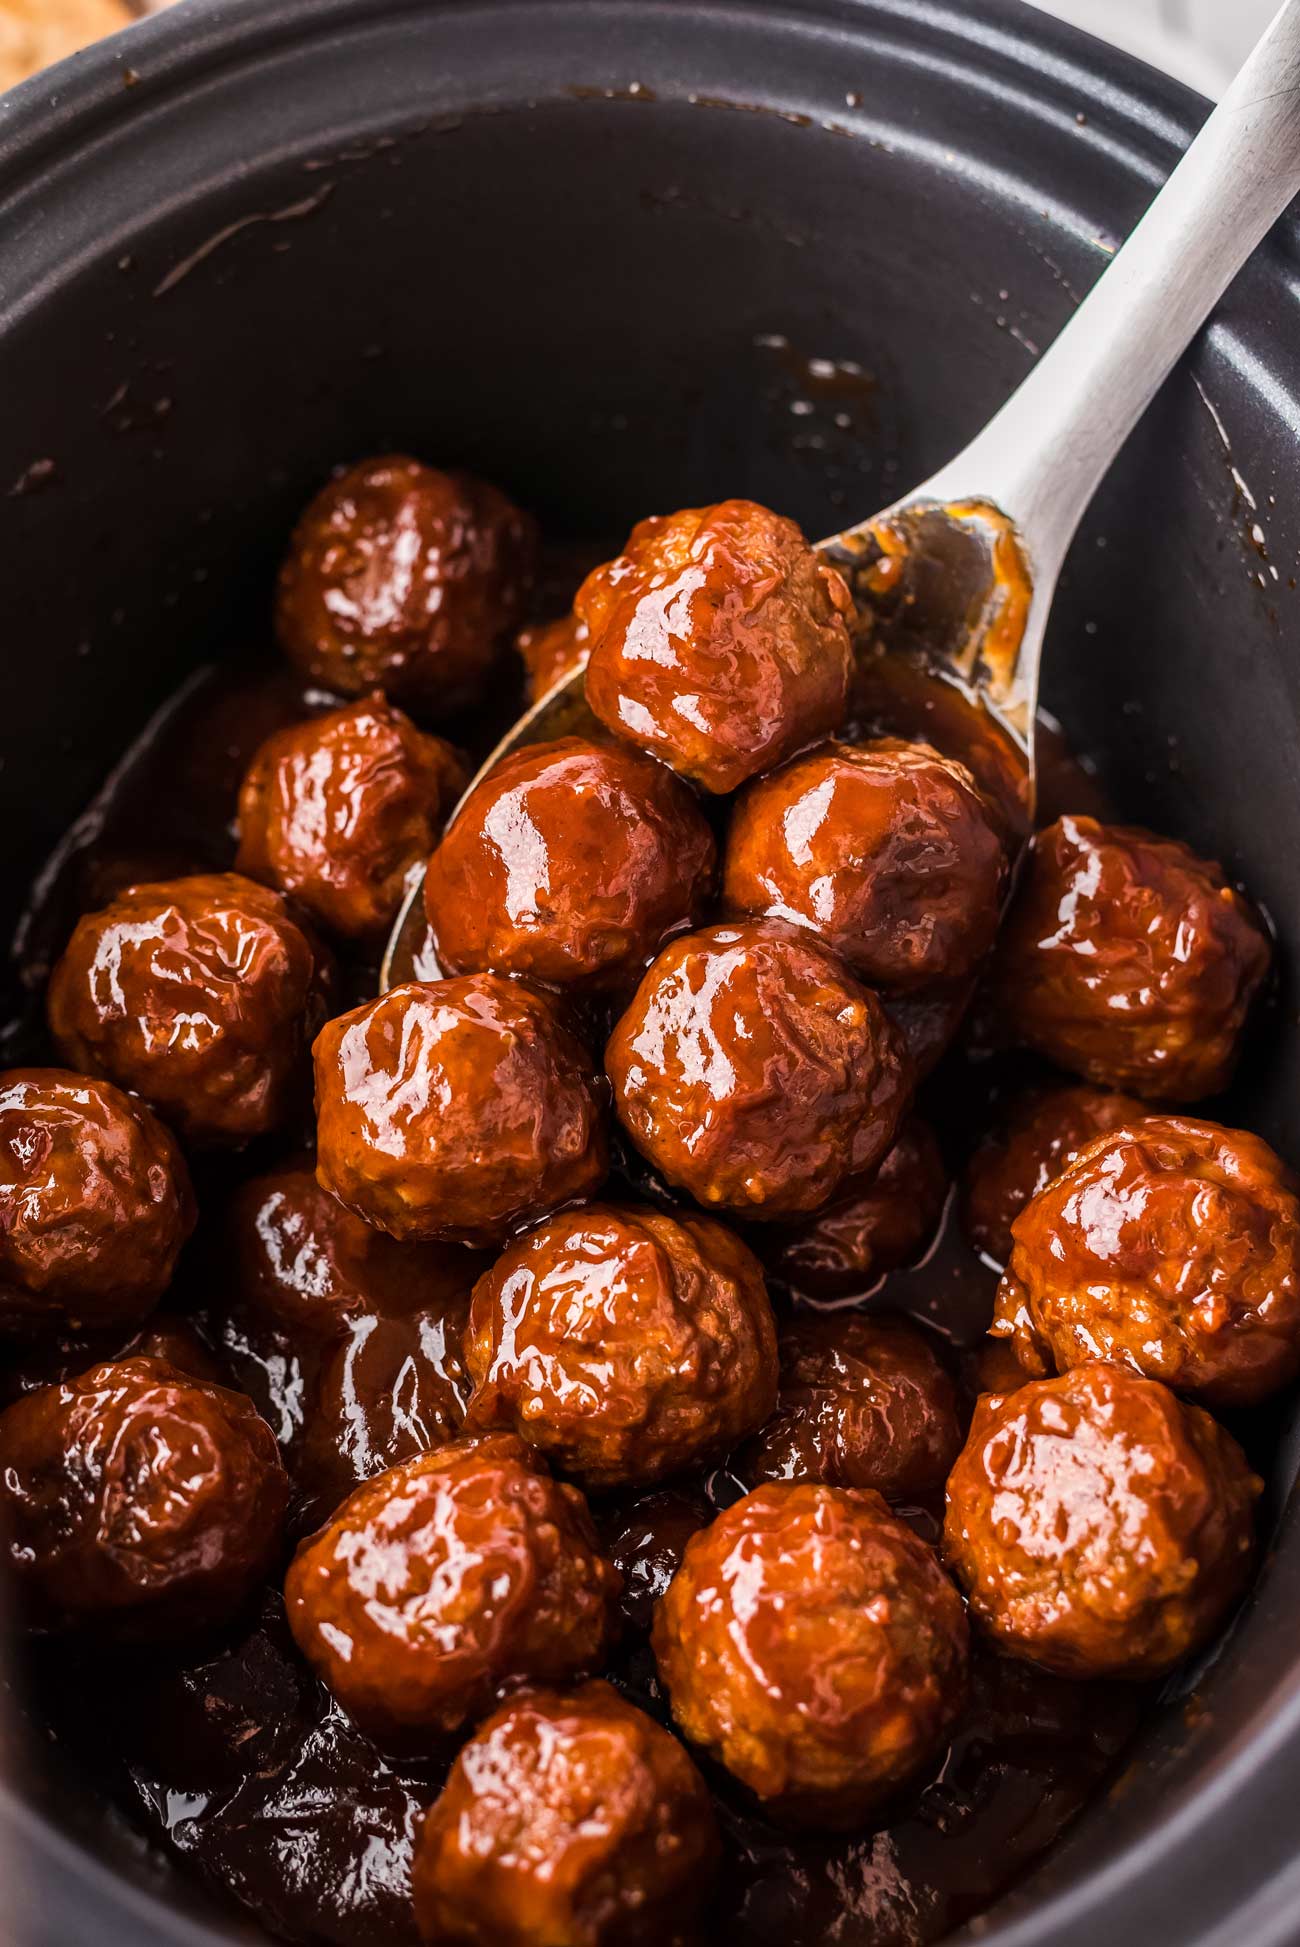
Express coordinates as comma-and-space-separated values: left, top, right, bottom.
384, 0, 1300, 991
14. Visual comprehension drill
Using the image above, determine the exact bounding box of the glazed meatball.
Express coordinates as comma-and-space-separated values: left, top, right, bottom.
0, 1316, 220, 1409
236, 692, 466, 940
284, 1432, 620, 1750
0, 1069, 195, 1336
223, 1158, 486, 1342
961, 1083, 1144, 1268
724, 738, 1006, 991
578, 499, 853, 794
0, 1356, 287, 1638
944, 1361, 1259, 1678
653, 1482, 967, 1826
214, 1160, 484, 1462
275, 456, 537, 715
296, 1298, 472, 1526
607, 921, 912, 1219
412, 1681, 718, 1947
597, 1486, 713, 1633
314, 977, 608, 1246
759, 1116, 948, 1300
424, 736, 716, 990
47, 873, 329, 1147
991, 1115, 1300, 1407
516, 611, 590, 701
463, 1203, 778, 1489
737, 1313, 962, 1503
988, 815, 1270, 1100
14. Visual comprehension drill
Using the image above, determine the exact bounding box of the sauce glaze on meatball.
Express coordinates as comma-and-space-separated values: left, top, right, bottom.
48, 873, 329, 1147
464, 1203, 778, 1489
944, 1361, 1259, 1678
597, 1485, 713, 1634
516, 612, 590, 702
275, 456, 537, 716
738, 1312, 962, 1503
578, 500, 853, 793
961, 1083, 1144, 1269
424, 736, 716, 990
313, 977, 608, 1246
988, 816, 1270, 1100
284, 1432, 620, 1750
411, 1681, 719, 1947
724, 738, 1006, 991
0, 1355, 287, 1638
236, 692, 466, 941
991, 1115, 1300, 1407
0, 1068, 195, 1335
759, 1116, 948, 1300
607, 921, 912, 1219
652, 1481, 968, 1826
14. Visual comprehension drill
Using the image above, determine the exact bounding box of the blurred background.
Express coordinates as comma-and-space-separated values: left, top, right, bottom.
0, 0, 1283, 98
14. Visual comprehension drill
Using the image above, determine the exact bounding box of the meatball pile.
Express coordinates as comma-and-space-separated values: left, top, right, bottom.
5, 456, 1292, 1947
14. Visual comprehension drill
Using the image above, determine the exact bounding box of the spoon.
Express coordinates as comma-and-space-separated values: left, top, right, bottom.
384, 0, 1300, 991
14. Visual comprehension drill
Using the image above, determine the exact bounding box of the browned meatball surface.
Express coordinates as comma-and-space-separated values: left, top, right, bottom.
607, 921, 912, 1219
284, 1432, 620, 1750
759, 1116, 948, 1300
464, 1203, 778, 1490
424, 736, 716, 990
412, 1681, 718, 1947
0, 1355, 287, 1638
987, 816, 1270, 1100
296, 1298, 472, 1527
236, 692, 466, 941
653, 1482, 968, 1826
961, 1083, 1144, 1268
0, 1068, 195, 1336
314, 977, 608, 1246
597, 1485, 713, 1633
724, 738, 1005, 991
516, 611, 590, 701
275, 456, 537, 716
578, 500, 853, 793
991, 1115, 1300, 1407
738, 1313, 962, 1503
944, 1362, 1259, 1679
47, 873, 329, 1147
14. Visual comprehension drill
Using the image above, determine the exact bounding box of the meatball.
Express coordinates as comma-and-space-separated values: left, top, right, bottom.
724, 738, 1006, 991
47, 873, 329, 1147
0, 1068, 195, 1336
412, 1681, 718, 1947
991, 1115, 1300, 1407
516, 612, 590, 702
597, 1486, 713, 1633
961, 1083, 1144, 1268
236, 692, 466, 941
296, 1299, 472, 1526
314, 977, 607, 1246
284, 1432, 620, 1750
759, 1116, 948, 1300
463, 1203, 778, 1489
607, 921, 912, 1219
653, 1482, 967, 1826
275, 455, 537, 715
578, 499, 853, 794
223, 1159, 486, 1343
988, 816, 1270, 1100
424, 737, 716, 991
0, 1316, 220, 1409
944, 1361, 1259, 1678
0, 1355, 287, 1638
737, 1313, 962, 1503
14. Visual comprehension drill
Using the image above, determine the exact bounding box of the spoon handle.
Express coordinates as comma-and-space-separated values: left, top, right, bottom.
917, 0, 1300, 585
